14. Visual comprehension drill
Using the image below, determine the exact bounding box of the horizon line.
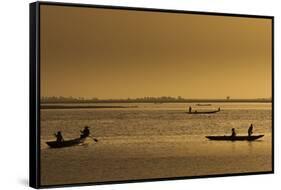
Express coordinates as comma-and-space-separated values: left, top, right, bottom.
40, 96, 272, 100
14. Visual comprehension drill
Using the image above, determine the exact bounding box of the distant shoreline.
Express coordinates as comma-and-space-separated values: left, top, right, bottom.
41, 105, 138, 109
41, 99, 272, 104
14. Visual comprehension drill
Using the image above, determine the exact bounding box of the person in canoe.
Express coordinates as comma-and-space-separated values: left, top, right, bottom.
189, 106, 192, 113
248, 124, 254, 136
54, 131, 64, 143
80, 126, 90, 138
231, 128, 236, 137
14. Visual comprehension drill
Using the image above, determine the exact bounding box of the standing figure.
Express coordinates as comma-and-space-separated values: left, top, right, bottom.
231, 128, 236, 137
248, 124, 254, 136
189, 106, 192, 113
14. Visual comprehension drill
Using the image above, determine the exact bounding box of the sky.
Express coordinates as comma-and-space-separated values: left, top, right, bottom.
40, 5, 272, 99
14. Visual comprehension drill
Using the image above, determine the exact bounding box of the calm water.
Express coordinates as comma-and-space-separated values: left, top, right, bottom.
40, 103, 272, 185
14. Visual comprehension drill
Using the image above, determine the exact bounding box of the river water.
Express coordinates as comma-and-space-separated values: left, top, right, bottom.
40, 103, 272, 185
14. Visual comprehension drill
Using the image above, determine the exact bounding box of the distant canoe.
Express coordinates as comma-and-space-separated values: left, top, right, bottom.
206, 135, 264, 141
196, 103, 212, 106
187, 109, 220, 114
46, 137, 86, 148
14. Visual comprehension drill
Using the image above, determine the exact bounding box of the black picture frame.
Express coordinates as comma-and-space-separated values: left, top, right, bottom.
30, 1, 274, 188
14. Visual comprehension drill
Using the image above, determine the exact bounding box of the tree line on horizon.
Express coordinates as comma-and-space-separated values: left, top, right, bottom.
40, 96, 272, 103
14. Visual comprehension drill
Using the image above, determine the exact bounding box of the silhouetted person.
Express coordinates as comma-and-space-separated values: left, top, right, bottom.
189, 106, 192, 113
218, 107, 221, 111
231, 128, 236, 137
80, 126, 90, 138
248, 124, 254, 136
54, 131, 64, 143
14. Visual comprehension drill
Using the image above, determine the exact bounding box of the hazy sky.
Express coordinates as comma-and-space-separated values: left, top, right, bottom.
40, 5, 272, 99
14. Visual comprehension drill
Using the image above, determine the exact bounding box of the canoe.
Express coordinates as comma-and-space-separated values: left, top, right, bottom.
187, 109, 220, 114
206, 135, 264, 141
196, 104, 212, 106
46, 137, 86, 148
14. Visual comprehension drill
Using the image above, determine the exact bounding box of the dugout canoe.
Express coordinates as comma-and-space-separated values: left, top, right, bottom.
46, 137, 86, 148
187, 109, 220, 114
206, 135, 264, 141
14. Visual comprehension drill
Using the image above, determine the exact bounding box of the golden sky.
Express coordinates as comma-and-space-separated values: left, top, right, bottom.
40, 5, 272, 99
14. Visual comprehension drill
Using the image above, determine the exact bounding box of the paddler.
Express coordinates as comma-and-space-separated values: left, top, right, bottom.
80, 126, 90, 138
248, 124, 254, 136
54, 131, 64, 143
231, 128, 236, 137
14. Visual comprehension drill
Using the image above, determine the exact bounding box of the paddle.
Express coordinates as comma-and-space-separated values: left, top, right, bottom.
88, 135, 98, 142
